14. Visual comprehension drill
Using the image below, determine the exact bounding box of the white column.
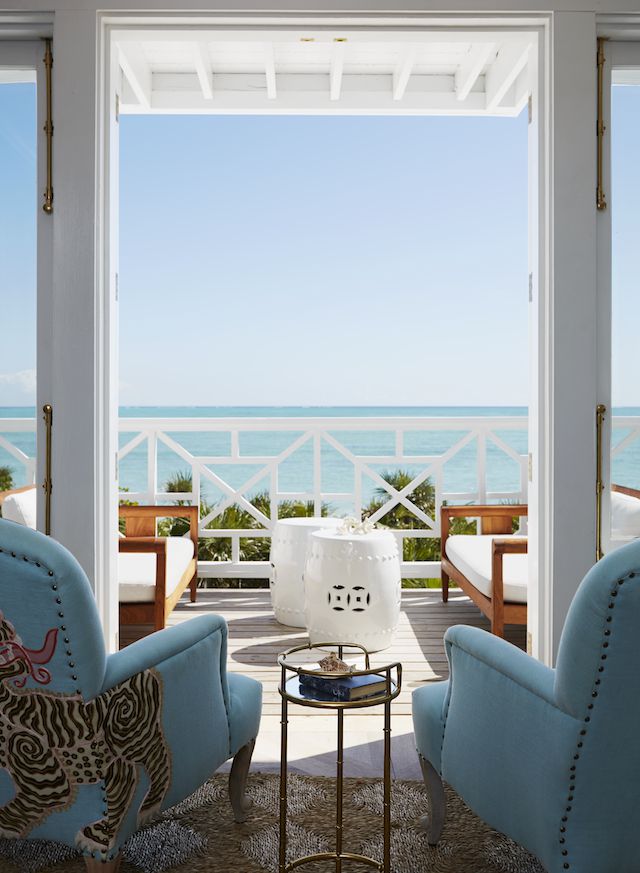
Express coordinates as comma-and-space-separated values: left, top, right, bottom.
544, 12, 598, 661
49, 14, 104, 594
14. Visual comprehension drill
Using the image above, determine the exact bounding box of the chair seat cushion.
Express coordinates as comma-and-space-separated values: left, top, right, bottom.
119, 537, 195, 603
2, 488, 37, 529
412, 680, 449, 774
611, 490, 640, 538
445, 535, 528, 604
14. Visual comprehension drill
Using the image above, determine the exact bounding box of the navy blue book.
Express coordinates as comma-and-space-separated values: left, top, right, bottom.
298, 672, 387, 701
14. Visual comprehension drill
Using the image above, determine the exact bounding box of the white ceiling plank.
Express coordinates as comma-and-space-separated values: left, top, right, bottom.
330, 40, 346, 101
118, 42, 152, 109
454, 42, 495, 101
485, 41, 531, 111
264, 43, 277, 99
392, 47, 416, 101
193, 41, 214, 99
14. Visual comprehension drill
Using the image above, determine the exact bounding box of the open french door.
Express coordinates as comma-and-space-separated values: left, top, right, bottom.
597, 40, 640, 557
0, 40, 52, 533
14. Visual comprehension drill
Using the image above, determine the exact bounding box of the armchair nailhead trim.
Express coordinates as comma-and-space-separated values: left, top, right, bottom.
558, 567, 639, 870
0, 544, 81, 693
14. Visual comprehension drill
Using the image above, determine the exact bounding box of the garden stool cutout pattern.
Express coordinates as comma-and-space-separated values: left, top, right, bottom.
304, 529, 401, 652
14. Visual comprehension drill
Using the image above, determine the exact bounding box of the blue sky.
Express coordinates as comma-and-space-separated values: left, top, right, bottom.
0, 81, 636, 407
118, 112, 528, 406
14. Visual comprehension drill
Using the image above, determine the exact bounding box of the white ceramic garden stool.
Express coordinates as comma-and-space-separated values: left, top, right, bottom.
304, 529, 402, 652
270, 517, 339, 627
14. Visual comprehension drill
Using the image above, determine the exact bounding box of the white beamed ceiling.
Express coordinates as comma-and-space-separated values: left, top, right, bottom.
114, 29, 535, 116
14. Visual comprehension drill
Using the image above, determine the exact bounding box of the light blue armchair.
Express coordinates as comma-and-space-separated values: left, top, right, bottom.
0, 519, 262, 872
413, 538, 640, 873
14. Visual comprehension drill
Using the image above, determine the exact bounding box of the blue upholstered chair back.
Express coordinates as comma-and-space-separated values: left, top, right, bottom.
0, 519, 106, 701
553, 538, 640, 855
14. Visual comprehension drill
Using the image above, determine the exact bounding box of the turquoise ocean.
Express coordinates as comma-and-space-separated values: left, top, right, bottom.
2, 407, 639, 507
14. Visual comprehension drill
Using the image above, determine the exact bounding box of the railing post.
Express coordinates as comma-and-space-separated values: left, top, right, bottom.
147, 429, 157, 504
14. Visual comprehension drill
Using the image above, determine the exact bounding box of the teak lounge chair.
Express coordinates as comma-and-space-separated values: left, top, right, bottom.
118, 504, 199, 633
440, 484, 640, 637
440, 503, 528, 637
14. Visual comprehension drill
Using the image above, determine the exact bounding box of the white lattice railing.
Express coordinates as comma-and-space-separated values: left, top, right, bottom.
2, 415, 638, 580
117, 416, 530, 579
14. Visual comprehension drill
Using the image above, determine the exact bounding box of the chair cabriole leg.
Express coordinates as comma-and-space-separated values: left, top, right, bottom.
418, 754, 446, 845
229, 738, 256, 822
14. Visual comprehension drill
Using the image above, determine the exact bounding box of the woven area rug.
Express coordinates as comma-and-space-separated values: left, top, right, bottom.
0, 773, 546, 873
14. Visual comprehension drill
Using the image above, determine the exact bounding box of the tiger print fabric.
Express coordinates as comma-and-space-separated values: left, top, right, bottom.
0, 612, 171, 857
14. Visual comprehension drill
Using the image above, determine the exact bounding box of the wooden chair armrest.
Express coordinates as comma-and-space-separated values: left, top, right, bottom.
492, 537, 528, 556
612, 483, 640, 500
118, 505, 198, 520
441, 504, 528, 519
118, 537, 168, 554
0, 484, 37, 507
118, 505, 199, 548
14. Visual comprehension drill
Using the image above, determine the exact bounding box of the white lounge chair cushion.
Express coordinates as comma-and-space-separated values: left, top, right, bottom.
611, 490, 640, 539
118, 536, 195, 603
2, 488, 37, 530
445, 534, 528, 604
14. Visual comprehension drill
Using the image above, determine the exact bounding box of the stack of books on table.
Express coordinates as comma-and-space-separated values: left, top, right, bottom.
298, 669, 387, 702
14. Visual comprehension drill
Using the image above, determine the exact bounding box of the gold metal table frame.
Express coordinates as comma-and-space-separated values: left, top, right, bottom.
278, 643, 402, 873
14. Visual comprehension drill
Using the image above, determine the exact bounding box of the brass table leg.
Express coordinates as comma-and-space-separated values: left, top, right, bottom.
279, 682, 288, 873
336, 708, 344, 873
383, 699, 391, 873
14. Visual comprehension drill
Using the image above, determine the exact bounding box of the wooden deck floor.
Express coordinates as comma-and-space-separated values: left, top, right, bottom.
158, 589, 524, 779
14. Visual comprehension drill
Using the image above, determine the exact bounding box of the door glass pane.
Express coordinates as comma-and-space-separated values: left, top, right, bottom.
610, 77, 640, 541
0, 75, 37, 502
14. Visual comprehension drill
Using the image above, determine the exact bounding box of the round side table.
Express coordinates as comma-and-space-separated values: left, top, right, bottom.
303, 529, 402, 651
270, 517, 339, 627
278, 643, 402, 873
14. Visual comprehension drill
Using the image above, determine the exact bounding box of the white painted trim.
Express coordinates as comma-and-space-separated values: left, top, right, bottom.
597, 40, 640, 557
97, 10, 549, 657
0, 40, 52, 535
95, 18, 120, 652
118, 40, 151, 108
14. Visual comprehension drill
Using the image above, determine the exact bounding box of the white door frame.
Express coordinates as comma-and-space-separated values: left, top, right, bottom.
595, 38, 640, 557
0, 39, 53, 535
96, 12, 552, 658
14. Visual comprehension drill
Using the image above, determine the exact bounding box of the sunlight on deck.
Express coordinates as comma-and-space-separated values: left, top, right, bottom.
162, 589, 526, 780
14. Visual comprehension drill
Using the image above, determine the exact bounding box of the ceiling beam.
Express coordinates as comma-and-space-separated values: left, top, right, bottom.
264, 43, 277, 99
392, 47, 416, 101
454, 43, 495, 102
121, 76, 522, 116
510, 65, 531, 114
118, 42, 152, 109
192, 41, 213, 100
330, 40, 346, 101
485, 41, 531, 111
